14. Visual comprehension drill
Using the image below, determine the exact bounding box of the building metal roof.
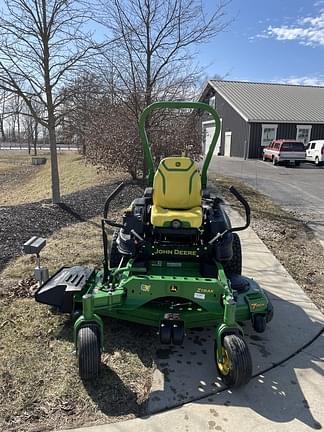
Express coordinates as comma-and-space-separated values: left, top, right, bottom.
208, 80, 324, 124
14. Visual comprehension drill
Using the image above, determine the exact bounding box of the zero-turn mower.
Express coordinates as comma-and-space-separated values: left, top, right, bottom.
26, 101, 273, 388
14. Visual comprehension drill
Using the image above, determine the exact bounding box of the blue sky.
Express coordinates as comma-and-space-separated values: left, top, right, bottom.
199, 0, 324, 85
1, 0, 323, 86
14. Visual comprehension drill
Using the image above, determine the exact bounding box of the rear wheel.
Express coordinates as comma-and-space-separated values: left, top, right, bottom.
222, 233, 242, 275
78, 325, 101, 380
294, 161, 300, 167
215, 334, 252, 388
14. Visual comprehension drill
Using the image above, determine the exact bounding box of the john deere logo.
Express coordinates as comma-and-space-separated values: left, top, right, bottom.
170, 284, 178, 292
175, 162, 181, 167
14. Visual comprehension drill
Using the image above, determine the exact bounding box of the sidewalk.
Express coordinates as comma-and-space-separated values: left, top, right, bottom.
61, 211, 324, 432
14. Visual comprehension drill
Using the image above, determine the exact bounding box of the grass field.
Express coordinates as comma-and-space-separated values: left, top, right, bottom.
0, 151, 125, 205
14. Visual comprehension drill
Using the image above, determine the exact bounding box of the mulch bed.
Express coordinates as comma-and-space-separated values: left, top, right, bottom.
0, 179, 143, 275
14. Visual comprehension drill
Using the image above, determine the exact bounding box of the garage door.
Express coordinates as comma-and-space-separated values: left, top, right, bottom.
203, 120, 222, 156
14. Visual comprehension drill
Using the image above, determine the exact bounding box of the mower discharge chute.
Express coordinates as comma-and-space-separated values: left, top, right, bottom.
32, 101, 273, 387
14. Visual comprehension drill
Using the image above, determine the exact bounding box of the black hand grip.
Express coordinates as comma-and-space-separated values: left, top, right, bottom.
104, 182, 124, 219
229, 186, 250, 230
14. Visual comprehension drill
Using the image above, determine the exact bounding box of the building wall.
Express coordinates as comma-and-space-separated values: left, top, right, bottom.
249, 123, 324, 158
310, 124, 324, 140
201, 88, 249, 157
201, 84, 324, 159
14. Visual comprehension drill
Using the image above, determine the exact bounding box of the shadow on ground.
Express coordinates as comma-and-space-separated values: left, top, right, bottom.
57, 315, 159, 418
147, 291, 323, 430
200, 332, 324, 430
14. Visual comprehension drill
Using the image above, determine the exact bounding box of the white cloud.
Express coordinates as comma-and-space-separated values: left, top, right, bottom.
259, 11, 324, 47
273, 75, 324, 86
314, 0, 324, 7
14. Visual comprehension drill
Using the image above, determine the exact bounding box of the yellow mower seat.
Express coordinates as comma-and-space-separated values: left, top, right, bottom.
151, 157, 202, 228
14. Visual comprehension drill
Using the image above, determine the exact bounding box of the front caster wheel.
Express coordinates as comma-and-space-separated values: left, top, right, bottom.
252, 314, 267, 333
171, 322, 185, 345
159, 321, 172, 344
77, 325, 101, 380
215, 334, 252, 388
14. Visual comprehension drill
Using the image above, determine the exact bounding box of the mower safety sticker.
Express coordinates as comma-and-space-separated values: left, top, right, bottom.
141, 284, 151, 293
194, 292, 205, 300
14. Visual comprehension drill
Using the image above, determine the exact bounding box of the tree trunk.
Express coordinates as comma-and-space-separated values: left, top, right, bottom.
11, 117, 16, 142
0, 116, 5, 142
17, 112, 20, 144
27, 127, 31, 154
33, 122, 38, 156
48, 115, 60, 203
42, 2, 61, 204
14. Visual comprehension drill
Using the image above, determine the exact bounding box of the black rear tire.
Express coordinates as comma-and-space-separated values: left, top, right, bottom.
215, 334, 252, 388
78, 325, 100, 380
222, 233, 242, 275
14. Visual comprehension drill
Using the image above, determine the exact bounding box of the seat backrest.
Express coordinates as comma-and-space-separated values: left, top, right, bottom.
153, 157, 201, 209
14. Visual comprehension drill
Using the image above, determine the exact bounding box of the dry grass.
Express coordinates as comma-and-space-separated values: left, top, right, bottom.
0, 297, 157, 432
0, 151, 125, 205
1, 216, 103, 280
0, 151, 32, 174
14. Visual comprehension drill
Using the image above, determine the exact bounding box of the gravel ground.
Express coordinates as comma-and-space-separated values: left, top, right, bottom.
0, 161, 36, 191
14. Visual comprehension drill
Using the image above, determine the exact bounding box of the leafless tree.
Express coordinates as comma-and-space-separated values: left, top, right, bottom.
21, 97, 42, 154
99, 0, 229, 114
82, 0, 230, 177
0, 89, 12, 142
61, 73, 103, 154
0, 0, 100, 203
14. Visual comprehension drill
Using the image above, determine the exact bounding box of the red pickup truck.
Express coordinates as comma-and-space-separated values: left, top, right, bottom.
262, 139, 306, 166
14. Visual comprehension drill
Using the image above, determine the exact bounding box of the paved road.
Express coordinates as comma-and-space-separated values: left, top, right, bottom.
210, 157, 324, 243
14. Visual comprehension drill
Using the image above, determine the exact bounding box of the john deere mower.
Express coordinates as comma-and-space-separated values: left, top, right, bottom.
26, 101, 273, 388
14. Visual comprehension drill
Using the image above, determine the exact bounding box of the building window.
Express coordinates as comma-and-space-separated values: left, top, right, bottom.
296, 125, 312, 145
261, 124, 278, 147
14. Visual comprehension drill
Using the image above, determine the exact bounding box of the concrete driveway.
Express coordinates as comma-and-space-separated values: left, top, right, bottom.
209, 157, 324, 244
